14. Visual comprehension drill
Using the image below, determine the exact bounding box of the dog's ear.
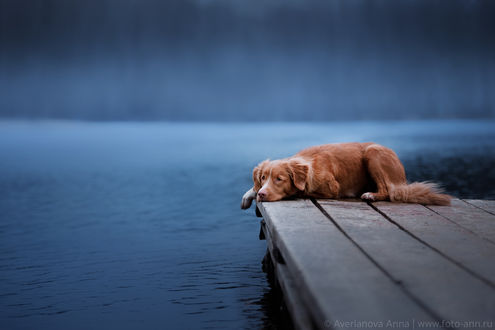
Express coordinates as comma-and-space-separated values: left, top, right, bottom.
288, 158, 309, 191
253, 160, 269, 192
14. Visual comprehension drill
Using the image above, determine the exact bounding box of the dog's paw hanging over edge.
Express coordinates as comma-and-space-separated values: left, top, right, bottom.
241, 188, 256, 209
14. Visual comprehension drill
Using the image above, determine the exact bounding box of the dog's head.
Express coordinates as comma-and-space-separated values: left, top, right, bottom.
253, 158, 309, 202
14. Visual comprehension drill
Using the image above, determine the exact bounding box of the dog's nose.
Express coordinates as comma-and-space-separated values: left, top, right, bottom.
258, 191, 266, 200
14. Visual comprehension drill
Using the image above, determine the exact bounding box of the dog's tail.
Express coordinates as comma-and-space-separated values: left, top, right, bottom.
389, 182, 451, 206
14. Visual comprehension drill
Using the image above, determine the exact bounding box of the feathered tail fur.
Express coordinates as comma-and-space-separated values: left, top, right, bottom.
389, 182, 451, 206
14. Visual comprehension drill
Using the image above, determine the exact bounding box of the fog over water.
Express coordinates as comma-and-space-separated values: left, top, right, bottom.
1, 0, 494, 120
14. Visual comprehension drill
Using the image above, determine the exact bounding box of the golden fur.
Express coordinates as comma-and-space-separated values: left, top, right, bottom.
241, 142, 451, 208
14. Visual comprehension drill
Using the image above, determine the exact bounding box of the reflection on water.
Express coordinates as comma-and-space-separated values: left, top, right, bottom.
0, 120, 494, 329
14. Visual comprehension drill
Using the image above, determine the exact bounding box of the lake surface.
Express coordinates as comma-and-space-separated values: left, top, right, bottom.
1, 120, 494, 330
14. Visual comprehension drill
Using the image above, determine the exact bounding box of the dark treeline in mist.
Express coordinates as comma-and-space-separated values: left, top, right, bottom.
1, 0, 494, 121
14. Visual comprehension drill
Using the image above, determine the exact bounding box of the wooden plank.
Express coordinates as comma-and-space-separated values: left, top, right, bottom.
261, 220, 314, 330
426, 199, 495, 244
373, 202, 495, 286
318, 199, 495, 324
464, 199, 495, 215
258, 200, 435, 329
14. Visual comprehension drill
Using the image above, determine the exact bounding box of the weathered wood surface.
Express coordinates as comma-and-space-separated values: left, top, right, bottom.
257, 198, 495, 330
261, 219, 314, 330
373, 202, 495, 285
465, 199, 495, 215
319, 200, 495, 323
258, 200, 435, 330
427, 199, 495, 244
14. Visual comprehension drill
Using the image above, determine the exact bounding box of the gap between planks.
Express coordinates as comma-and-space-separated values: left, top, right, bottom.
310, 199, 446, 324
425, 199, 495, 245
258, 200, 439, 329
367, 200, 495, 288
259, 199, 495, 328
313, 199, 495, 325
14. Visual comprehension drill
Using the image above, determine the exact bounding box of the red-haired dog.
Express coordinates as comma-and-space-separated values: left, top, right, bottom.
241, 142, 450, 209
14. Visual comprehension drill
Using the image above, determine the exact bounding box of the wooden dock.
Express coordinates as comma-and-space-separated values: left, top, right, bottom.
257, 199, 495, 330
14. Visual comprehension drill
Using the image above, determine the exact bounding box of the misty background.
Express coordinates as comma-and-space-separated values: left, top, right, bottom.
1, 0, 495, 121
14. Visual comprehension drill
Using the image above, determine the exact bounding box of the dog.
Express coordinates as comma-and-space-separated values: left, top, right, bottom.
241, 142, 451, 209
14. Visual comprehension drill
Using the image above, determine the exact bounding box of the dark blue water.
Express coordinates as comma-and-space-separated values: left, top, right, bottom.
1, 120, 494, 330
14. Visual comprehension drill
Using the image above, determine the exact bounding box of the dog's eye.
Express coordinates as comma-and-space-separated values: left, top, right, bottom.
261, 175, 265, 181
276, 177, 283, 181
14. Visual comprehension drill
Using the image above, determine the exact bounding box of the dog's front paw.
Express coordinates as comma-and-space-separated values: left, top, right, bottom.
241, 188, 256, 209
241, 196, 253, 209
361, 192, 376, 201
